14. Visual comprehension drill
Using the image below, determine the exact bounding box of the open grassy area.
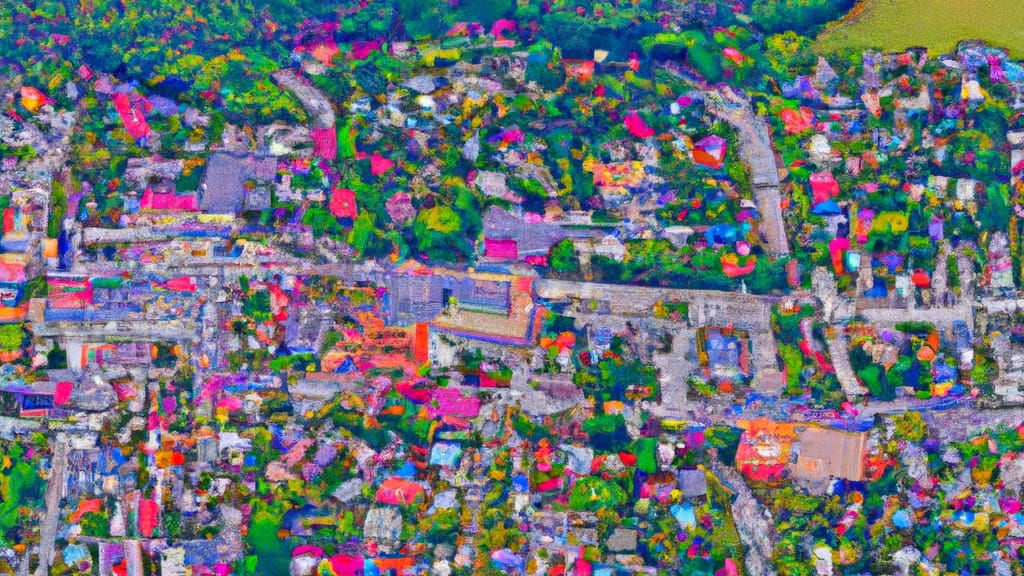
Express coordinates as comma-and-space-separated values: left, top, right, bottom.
816, 0, 1024, 59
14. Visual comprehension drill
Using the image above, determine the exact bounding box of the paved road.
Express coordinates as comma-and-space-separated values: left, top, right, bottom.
711, 460, 778, 576
535, 278, 784, 331
271, 69, 336, 129
705, 88, 790, 256
35, 435, 69, 576
827, 330, 869, 397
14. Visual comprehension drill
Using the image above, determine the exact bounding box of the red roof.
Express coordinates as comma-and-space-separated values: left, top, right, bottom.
351, 39, 383, 60
312, 127, 337, 161
375, 477, 426, 506
329, 188, 358, 219
69, 499, 103, 522
912, 269, 931, 288
327, 555, 362, 576
624, 111, 655, 139
369, 153, 395, 176
54, 381, 73, 405
524, 254, 548, 267
307, 37, 340, 66
112, 92, 151, 141
483, 238, 518, 260
428, 388, 480, 419
139, 499, 159, 537
2, 208, 13, 234
140, 189, 198, 212
165, 276, 197, 292
809, 172, 839, 204
0, 262, 26, 283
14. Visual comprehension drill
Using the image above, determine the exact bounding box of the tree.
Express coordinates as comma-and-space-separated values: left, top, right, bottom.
568, 475, 628, 512
891, 411, 928, 443
539, 12, 595, 58
48, 179, 66, 239
242, 290, 272, 324
978, 184, 1010, 232
747, 256, 788, 294
763, 32, 817, 79
413, 204, 470, 262
449, 0, 513, 27
0, 325, 23, 352
548, 239, 579, 273
246, 501, 290, 576
352, 60, 387, 96
525, 53, 567, 92
749, 0, 856, 35
46, 343, 67, 369
396, 0, 447, 39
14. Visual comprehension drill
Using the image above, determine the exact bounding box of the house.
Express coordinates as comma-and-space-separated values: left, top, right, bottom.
481, 206, 600, 263
428, 388, 481, 419
676, 468, 708, 501
324, 555, 364, 576
112, 92, 151, 141
735, 419, 797, 482
592, 235, 626, 261
124, 157, 184, 186
809, 172, 840, 204
385, 192, 415, 224
199, 152, 277, 214
588, 160, 647, 200
790, 426, 866, 483
473, 171, 520, 202
375, 478, 428, 507
329, 188, 358, 220
429, 269, 540, 346
692, 135, 727, 170
139, 189, 198, 212
483, 238, 518, 260
696, 325, 752, 381
563, 59, 596, 83
0, 260, 26, 285
363, 507, 403, 540
387, 264, 541, 346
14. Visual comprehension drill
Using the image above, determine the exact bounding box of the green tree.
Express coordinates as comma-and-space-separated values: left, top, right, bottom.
539, 12, 596, 58
0, 325, 23, 352
413, 204, 470, 262
242, 290, 272, 324
750, 0, 856, 35
891, 411, 929, 443
978, 184, 1010, 232
48, 179, 66, 239
548, 239, 579, 273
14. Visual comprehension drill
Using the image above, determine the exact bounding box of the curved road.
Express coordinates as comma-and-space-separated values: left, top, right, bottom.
705, 87, 790, 256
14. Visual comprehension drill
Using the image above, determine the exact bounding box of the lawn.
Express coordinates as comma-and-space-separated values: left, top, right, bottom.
816, 0, 1024, 59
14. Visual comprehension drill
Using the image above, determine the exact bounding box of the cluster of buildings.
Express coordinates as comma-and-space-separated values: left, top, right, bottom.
0, 3, 1023, 575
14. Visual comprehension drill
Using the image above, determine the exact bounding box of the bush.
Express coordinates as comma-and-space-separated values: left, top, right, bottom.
749, 0, 857, 35
895, 321, 935, 335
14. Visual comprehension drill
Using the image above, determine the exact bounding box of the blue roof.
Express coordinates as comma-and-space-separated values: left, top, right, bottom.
811, 199, 841, 215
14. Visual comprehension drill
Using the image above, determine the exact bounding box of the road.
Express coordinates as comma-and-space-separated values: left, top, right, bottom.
826, 330, 870, 397
711, 460, 778, 576
705, 87, 791, 256
35, 434, 69, 576
535, 278, 784, 332
271, 69, 336, 129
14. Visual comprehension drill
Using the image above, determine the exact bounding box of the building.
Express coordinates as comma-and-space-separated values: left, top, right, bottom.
387, 264, 541, 346
199, 152, 277, 214
790, 426, 866, 483
735, 419, 797, 482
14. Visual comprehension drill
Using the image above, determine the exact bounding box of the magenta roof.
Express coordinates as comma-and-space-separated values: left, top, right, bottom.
484, 238, 519, 260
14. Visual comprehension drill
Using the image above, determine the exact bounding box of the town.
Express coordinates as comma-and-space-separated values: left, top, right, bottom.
0, 1, 1023, 575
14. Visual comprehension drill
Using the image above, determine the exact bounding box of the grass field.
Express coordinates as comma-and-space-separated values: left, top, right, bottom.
816, 0, 1024, 59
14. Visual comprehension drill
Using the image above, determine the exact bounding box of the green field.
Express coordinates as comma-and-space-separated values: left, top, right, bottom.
817, 0, 1024, 59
